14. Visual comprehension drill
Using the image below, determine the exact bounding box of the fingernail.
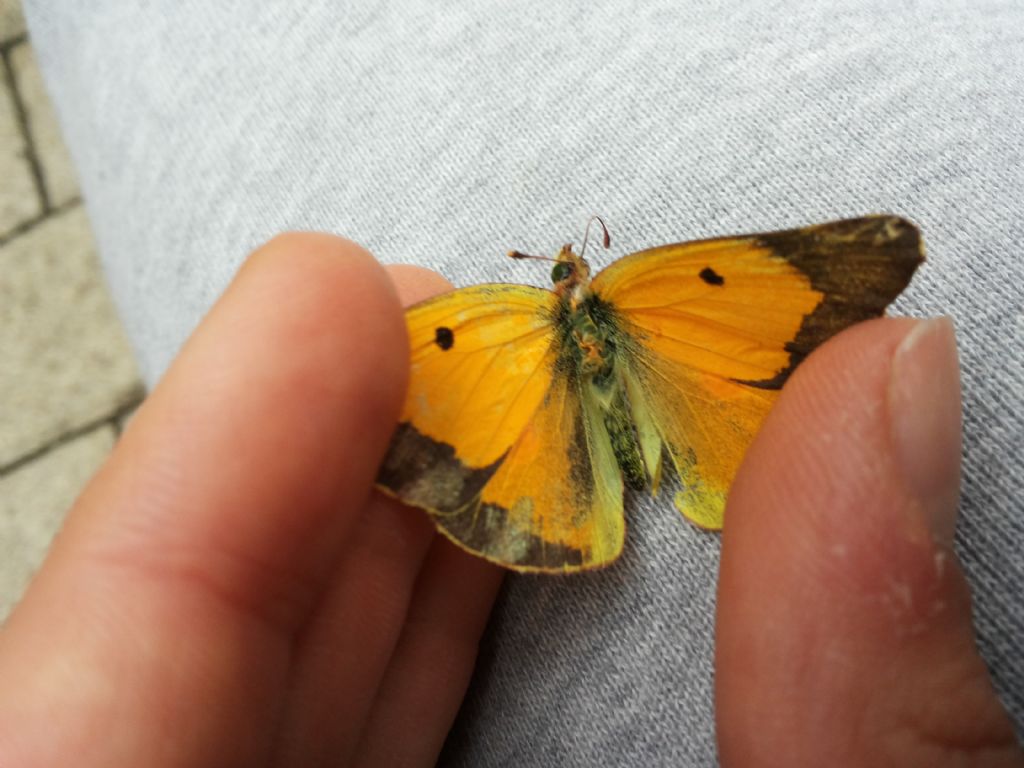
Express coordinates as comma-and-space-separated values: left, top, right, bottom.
888, 317, 963, 544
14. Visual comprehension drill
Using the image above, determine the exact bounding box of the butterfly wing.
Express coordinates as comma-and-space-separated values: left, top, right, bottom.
438, 366, 625, 571
376, 285, 625, 572
592, 215, 924, 528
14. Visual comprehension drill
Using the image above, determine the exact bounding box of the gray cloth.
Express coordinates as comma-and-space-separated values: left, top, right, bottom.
25, 1, 1023, 763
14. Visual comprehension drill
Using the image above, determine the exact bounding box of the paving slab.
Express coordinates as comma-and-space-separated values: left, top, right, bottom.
0, 0, 26, 41
0, 425, 115, 621
0, 206, 143, 468
10, 41, 79, 207
0, 49, 39, 235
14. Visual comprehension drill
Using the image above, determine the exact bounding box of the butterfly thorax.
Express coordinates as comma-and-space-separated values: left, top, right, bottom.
568, 306, 611, 378
550, 245, 612, 377
551, 271, 649, 492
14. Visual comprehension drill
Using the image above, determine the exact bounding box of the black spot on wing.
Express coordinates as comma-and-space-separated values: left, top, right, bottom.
735, 216, 924, 390
434, 326, 454, 350
699, 266, 725, 286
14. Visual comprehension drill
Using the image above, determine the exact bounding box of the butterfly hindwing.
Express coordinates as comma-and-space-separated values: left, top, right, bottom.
620, 344, 780, 529
443, 368, 625, 571
593, 215, 923, 529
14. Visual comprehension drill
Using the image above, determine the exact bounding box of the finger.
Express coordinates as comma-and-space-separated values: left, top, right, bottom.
352, 536, 504, 767
386, 263, 455, 305
274, 263, 462, 766
715, 318, 1022, 767
0, 233, 407, 766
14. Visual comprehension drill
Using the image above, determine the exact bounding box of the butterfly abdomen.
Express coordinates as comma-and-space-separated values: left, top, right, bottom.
603, 391, 647, 492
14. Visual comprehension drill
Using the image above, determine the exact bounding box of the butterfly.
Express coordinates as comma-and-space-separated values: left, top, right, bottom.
376, 216, 924, 573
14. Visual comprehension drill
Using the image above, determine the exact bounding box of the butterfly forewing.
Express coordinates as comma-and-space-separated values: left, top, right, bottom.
591, 215, 924, 529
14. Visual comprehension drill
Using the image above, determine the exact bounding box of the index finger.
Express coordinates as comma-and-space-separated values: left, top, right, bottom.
0, 233, 410, 764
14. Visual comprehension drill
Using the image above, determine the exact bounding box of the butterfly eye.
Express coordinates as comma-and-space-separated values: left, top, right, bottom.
551, 262, 574, 284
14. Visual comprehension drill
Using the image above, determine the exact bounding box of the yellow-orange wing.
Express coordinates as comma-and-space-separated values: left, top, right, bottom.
591, 215, 924, 529
376, 284, 625, 572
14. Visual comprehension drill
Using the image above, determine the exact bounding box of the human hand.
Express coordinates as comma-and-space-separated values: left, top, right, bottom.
716, 315, 1023, 766
0, 234, 504, 766
1, 234, 1019, 767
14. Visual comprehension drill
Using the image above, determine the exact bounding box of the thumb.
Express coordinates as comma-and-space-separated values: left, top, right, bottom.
715, 318, 1022, 767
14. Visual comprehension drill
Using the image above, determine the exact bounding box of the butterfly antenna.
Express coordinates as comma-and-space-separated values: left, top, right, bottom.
507, 250, 558, 263
579, 215, 611, 259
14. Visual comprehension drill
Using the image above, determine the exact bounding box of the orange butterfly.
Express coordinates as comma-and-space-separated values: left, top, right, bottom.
377, 216, 923, 572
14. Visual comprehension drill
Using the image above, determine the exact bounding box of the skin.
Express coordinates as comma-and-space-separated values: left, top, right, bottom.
0, 233, 1019, 767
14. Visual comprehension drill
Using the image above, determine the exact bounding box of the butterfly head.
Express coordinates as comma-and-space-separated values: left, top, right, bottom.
551, 244, 592, 299
508, 216, 609, 302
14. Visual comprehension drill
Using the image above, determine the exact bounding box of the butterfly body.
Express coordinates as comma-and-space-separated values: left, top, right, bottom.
548, 266, 653, 493
376, 216, 924, 573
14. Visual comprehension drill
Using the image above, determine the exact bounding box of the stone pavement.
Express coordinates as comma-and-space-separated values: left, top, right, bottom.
0, 1, 145, 619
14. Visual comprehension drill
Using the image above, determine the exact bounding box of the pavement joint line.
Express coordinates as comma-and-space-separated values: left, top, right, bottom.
0, 33, 28, 55
1, 37, 51, 215
0, 195, 82, 246
0, 394, 145, 479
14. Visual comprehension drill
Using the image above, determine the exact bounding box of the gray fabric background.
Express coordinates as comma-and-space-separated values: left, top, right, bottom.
25, 1, 1022, 763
